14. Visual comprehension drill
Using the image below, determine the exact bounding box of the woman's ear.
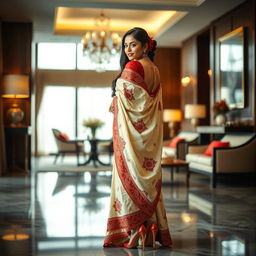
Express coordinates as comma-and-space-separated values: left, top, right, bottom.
143, 43, 149, 53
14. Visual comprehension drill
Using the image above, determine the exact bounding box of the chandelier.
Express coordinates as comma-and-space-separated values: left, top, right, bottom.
81, 12, 122, 71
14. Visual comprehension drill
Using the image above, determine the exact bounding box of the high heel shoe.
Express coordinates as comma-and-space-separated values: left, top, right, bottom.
149, 223, 158, 249
124, 225, 146, 250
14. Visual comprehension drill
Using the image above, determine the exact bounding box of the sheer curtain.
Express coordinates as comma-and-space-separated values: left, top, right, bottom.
37, 85, 112, 155
37, 86, 76, 155
77, 87, 113, 139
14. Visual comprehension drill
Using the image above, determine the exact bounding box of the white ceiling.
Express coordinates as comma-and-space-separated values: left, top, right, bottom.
0, 0, 245, 47
54, 7, 187, 38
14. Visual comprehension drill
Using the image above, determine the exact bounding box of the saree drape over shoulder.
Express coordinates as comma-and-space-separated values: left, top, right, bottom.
104, 60, 172, 247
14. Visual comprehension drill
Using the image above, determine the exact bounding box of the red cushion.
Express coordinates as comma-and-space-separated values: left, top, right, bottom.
204, 141, 230, 156
169, 137, 185, 148
58, 133, 69, 141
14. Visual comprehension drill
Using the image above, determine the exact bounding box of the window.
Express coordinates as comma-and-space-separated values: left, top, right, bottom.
37, 43, 77, 70
37, 42, 120, 71
77, 87, 113, 139
37, 86, 112, 155
222, 239, 245, 256
38, 86, 76, 154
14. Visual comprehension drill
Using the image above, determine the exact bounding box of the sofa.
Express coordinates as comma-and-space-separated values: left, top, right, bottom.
162, 131, 199, 160
186, 133, 256, 188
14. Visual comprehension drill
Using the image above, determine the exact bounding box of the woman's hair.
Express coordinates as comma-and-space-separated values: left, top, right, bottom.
111, 27, 157, 96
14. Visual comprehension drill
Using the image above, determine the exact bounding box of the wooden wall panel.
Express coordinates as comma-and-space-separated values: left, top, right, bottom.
181, 36, 197, 130
2, 23, 32, 74
181, 30, 210, 131
197, 30, 210, 126
232, 1, 255, 126
2, 22, 32, 127
0, 21, 2, 92
212, 0, 255, 128
1, 22, 32, 173
155, 48, 181, 108
181, 0, 255, 131
154, 47, 181, 137
0, 20, 8, 175
181, 37, 197, 104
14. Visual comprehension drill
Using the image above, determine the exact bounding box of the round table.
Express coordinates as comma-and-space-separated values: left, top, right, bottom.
78, 138, 111, 167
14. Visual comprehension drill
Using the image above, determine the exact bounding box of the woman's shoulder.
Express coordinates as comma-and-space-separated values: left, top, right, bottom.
138, 57, 158, 69
124, 60, 144, 78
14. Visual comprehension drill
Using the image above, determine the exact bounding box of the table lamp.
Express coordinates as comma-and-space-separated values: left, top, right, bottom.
2, 230, 30, 256
163, 109, 182, 138
2, 74, 29, 126
185, 104, 206, 128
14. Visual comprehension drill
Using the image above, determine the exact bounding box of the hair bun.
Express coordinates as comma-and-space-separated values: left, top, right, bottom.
148, 39, 157, 61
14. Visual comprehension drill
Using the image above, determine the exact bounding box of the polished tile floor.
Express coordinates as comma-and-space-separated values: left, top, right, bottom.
0, 156, 255, 256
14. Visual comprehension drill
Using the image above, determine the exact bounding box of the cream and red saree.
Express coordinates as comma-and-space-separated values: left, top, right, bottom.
104, 60, 172, 247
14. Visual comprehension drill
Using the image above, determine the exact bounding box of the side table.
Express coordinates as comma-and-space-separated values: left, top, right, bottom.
161, 158, 189, 187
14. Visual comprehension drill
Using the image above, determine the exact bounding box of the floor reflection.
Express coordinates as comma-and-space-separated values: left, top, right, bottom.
103, 247, 173, 256
35, 170, 111, 240
0, 156, 255, 255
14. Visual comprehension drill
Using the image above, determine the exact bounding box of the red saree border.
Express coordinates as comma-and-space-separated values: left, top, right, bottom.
113, 97, 161, 217
104, 224, 173, 248
120, 64, 161, 98
121, 64, 147, 92
107, 210, 146, 231
104, 211, 172, 247
104, 231, 129, 247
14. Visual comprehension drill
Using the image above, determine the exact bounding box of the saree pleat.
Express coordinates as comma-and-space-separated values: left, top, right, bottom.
104, 62, 172, 247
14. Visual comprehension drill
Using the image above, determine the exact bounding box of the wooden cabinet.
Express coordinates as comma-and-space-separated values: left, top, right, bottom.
5, 127, 31, 174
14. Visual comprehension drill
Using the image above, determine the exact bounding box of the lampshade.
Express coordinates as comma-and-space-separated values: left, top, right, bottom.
2, 75, 29, 98
185, 104, 206, 119
163, 109, 182, 122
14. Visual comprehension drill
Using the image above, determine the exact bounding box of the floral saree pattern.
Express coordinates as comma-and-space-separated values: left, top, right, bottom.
104, 60, 172, 247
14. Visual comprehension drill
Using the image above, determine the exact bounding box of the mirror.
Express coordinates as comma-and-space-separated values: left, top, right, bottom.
219, 27, 244, 109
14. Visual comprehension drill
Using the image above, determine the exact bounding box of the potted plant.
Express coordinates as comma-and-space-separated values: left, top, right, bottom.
213, 100, 229, 126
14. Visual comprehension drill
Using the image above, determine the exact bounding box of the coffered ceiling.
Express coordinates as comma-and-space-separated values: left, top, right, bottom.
0, 0, 246, 47
54, 7, 187, 38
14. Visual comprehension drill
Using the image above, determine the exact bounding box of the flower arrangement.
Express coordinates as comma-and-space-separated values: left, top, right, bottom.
213, 100, 229, 117
83, 118, 104, 138
83, 118, 104, 128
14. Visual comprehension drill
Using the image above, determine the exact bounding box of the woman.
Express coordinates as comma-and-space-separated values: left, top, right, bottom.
104, 27, 172, 249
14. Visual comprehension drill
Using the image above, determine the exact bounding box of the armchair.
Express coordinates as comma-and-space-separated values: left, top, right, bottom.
186, 133, 256, 188
52, 128, 85, 165
162, 131, 199, 160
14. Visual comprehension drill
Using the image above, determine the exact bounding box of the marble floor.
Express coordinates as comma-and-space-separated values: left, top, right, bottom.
0, 156, 255, 256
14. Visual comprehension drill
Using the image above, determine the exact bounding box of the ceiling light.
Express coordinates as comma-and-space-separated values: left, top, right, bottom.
81, 11, 122, 72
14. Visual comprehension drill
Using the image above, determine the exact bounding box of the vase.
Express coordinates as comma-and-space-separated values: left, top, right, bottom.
90, 127, 97, 138
215, 113, 227, 126
7, 103, 24, 126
